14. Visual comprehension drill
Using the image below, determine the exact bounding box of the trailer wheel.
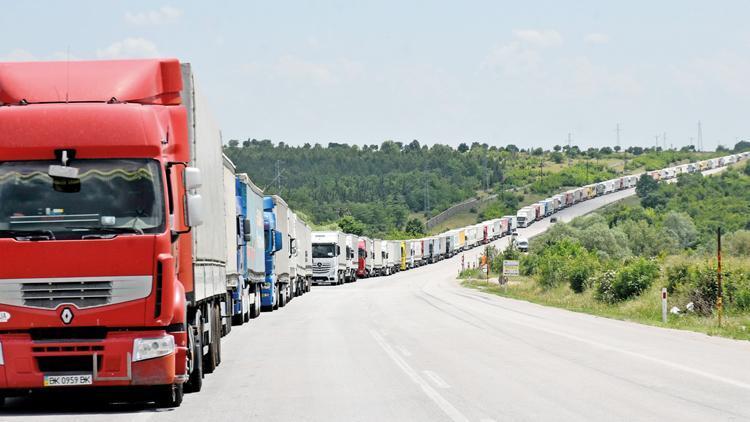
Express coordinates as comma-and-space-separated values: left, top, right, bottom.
214, 303, 222, 366
184, 323, 203, 393
203, 308, 217, 374
251, 288, 261, 319
155, 383, 183, 408
279, 285, 288, 308
231, 291, 244, 326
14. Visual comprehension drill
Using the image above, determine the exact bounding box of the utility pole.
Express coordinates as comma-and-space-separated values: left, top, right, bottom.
698, 121, 703, 152
424, 161, 430, 219
275, 160, 282, 192
616, 123, 621, 149
663, 132, 667, 150
567, 133, 572, 167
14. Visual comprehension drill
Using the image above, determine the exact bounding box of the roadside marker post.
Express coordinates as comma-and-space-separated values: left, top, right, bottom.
661, 288, 668, 323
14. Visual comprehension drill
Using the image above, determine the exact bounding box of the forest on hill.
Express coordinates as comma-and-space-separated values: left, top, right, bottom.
224, 138, 736, 238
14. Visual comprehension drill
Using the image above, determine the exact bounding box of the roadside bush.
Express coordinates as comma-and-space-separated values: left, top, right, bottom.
725, 270, 750, 312
458, 268, 484, 279
567, 256, 597, 293
595, 258, 659, 303
665, 260, 693, 294
725, 230, 750, 257
688, 266, 719, 316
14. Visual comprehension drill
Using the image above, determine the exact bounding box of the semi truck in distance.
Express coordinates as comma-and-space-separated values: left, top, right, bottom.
263, 195, 291, 309
235, 173, 265, 323
516, 207, 534, 228
294, 216, 313, 294
311, 231, 347, 285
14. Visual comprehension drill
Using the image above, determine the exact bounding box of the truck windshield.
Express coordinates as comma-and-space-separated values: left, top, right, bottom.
0, 159, 165, 239
312, 244, 335, 258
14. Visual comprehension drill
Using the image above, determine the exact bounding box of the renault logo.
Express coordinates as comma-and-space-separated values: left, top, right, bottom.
317, 262, 322, 267
60, 307, 74, 325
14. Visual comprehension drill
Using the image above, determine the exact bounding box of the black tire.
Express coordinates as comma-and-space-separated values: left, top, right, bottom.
203, 310, 217, 374
214, 303, 222, 366
279, 286, 287, 308
251, 289, 261, 319
155, 383, 183, 408
184, 323, 203, 393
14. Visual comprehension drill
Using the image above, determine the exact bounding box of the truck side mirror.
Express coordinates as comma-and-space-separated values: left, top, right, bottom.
243, 219, 252, 242
336, 245, 341, 256
184, 167, 202, 190
274, 231, 283, 252
186, 194, 203, 227
289, 238, 297, 257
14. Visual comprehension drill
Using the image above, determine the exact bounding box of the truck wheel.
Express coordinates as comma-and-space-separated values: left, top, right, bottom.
214, 303, 222, 366
251, 290, 261, 319
184, 324, 203, 393
279, 286, 287, 308
223, 301, 232, 336
203, 310, 217, 374
273, 288, 279, 310
232, 293, 244, 326
155, 383, 183, 408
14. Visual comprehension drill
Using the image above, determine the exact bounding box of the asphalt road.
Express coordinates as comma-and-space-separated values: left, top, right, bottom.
5, 169, 749, 421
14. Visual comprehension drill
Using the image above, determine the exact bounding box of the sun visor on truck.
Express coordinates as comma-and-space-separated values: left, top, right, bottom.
0, 59, 183, 106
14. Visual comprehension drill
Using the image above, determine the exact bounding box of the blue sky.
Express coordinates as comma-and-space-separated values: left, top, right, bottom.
2, 1, 749, 150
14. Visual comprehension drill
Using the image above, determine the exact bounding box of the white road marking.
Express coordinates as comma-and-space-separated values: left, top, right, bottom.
370, 330, 469, 422
396, 345, 412, 357
422, 370, 450, 389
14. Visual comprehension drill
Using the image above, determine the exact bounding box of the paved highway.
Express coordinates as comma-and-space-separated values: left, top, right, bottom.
4, 170, 749, 421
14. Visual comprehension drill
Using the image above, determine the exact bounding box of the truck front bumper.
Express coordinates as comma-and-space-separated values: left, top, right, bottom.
0, 330, 186, 390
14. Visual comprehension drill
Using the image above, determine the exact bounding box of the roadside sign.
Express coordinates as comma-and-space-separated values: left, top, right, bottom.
503, 260, 519, 276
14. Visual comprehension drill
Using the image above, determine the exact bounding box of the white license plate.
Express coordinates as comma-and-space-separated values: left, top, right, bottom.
43, 374, 93, 387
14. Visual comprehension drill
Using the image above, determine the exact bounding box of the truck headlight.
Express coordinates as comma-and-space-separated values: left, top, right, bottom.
132, 335, 174, 362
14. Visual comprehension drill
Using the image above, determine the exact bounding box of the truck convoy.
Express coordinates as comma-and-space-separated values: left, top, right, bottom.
0, 57, 745, 408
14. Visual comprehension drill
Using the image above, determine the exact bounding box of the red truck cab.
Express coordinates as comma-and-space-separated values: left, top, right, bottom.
356, 239, 367, 278
0, 59, 202, 406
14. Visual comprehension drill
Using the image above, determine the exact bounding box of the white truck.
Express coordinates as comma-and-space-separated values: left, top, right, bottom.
294, 215, 313, 294
312, 231, 347, 285
516, 207, 534, 228
345, 234, 358, 282
373, 239, 386, 276
386, 240, 401, 274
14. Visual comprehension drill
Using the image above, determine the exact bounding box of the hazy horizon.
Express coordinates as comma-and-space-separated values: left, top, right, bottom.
3, 1, 748, 150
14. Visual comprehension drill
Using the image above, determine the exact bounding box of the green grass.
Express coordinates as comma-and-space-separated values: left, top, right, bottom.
462, 276, 750, 341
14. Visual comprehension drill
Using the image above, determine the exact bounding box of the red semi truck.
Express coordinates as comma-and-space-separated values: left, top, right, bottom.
0, 59, 227, 407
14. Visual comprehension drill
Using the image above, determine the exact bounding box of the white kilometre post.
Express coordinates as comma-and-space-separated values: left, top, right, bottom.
661, 288, 668, 323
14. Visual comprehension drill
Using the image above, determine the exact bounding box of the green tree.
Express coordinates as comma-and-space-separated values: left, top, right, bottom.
405, 218, 426, 235
338, 215, 365, 236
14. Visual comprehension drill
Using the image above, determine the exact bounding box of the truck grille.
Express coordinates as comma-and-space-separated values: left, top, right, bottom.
0, 276, 152, 310
313, 263, 332, 274
23, 280, 113, 309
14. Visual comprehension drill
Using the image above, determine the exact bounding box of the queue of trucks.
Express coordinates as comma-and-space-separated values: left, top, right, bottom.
0, 57, 747, 408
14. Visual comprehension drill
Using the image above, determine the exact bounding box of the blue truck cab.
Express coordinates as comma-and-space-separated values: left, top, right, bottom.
232, 174, 266, 323
262, 197, 284, 310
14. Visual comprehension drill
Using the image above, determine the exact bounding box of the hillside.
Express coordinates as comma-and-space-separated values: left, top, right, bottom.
224, 139, 725, 238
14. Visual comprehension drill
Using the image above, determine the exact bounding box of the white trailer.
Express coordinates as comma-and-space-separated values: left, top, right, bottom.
373, 239, 385, 276
295, 215, 313, 294
516, 207, 534, 228
345, 234, 358, 282
386, 240, 401, 273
